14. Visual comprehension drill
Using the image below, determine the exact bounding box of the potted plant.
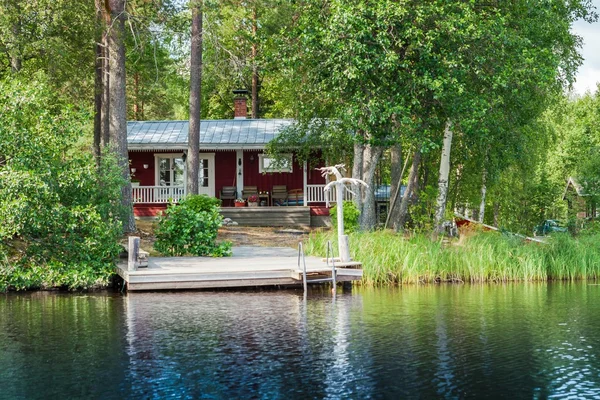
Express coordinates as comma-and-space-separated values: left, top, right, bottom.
234, 198, 246, 207
247, 194, 259, 207
131, 178, 141, 187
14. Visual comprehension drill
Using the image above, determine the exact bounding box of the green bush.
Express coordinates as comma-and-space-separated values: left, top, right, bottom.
154, 195, 232, 257
330, 201, 360, 233
0, 75, 124, 291
183, 194, 222, 213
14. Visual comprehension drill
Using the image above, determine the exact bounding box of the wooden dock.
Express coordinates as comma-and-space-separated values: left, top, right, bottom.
116, 246, 362, 291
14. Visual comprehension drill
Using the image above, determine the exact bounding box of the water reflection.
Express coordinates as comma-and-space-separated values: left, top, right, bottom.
0, 292, 128, 399
123, 291, 373, 399
1, 283, 600, 398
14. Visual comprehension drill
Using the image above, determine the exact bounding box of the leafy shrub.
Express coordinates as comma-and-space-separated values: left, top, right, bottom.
154, 195, 232, 257
0, 75, 124, 291
330, 201, 360, 233
183, 194, 222, 213
580, 219, 600, 236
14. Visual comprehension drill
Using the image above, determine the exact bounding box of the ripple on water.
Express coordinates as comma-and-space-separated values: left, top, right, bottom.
1, 284, 600, 399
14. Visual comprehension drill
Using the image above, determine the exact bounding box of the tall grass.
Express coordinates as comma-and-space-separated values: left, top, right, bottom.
305, 230, 600, 285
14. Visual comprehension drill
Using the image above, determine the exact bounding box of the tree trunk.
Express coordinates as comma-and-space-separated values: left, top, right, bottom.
479, 169, 487, 223
251, 5, 259, 119
352, 140, 364, 211
387, 143, 402, 225
187, 1, 203, 196
395, 147, 421, 232
390, 143, 402, 202
93, 2, 103, 164
385, 145, 411, 230
493, 202, 499, 227
410, 160, 421, 206
434, 120, 453, 234
107, 0, 135, 232
449, 163, 463, 214
359, 145, 384, 231
101, 10, 110, 147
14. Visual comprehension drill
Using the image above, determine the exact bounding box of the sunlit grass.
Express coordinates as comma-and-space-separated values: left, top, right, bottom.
306, 230, 600, 285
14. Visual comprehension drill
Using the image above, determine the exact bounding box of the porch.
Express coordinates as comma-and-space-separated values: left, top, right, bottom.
131, 184, 353, 206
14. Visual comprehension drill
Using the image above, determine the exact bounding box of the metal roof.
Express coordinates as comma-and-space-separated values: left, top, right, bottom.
127, 119, 294, 151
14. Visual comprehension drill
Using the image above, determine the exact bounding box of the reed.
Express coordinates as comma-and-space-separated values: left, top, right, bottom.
306, 230, 600, 285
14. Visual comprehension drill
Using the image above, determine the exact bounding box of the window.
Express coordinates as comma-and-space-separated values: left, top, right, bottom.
258, 154, 293, 173
199, 158, 209, 187
155, 154, 185, 186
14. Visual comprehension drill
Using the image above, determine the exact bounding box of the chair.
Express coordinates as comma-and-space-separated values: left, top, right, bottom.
241, 186, 258, 200
220, 186, 237, 206
271, 185, 288, 206
287, 189, 304, 206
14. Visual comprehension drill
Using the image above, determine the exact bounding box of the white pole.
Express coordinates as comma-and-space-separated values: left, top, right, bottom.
303, 160, 308, 207
336, 182, 350, 262
319, 164, 366, 263
236, 150, 244, 197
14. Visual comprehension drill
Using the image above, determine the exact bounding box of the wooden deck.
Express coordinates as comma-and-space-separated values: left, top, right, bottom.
220, 206, 310, 227
116, 246, 362, 291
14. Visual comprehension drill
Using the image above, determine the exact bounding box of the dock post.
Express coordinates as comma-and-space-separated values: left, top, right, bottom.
128, 236, 140, 271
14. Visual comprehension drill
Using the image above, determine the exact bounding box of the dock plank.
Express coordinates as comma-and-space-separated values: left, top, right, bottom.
116, 246, 363, 291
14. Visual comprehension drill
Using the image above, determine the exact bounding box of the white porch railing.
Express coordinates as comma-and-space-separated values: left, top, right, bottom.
132, 185, 186, 204
306, 184, 353, 205
132, 184, 353, 205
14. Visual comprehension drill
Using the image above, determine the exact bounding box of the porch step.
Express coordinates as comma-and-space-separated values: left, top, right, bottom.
221, 206, 310, 228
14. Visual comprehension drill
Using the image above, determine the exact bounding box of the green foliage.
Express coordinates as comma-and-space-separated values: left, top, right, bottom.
154, 195, 231, 257
307, 230, 600, 285
0, 75, 124, 291
182, 194, 222, 213
580, 220, 600, 236
274, 0, 595, 232
201, 0, 297, 119
0, 0, 96, 102
330, 201, 360, 233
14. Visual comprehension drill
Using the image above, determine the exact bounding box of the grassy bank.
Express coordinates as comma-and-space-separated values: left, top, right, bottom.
305, 230, 600, 285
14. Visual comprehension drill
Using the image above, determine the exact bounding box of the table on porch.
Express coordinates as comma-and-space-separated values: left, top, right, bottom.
259, 193, 270, 206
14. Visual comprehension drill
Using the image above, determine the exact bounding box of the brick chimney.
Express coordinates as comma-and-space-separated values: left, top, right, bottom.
233, 89, 248, 119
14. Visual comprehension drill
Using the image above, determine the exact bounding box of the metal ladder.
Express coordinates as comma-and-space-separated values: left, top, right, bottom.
298, 241, 337, 294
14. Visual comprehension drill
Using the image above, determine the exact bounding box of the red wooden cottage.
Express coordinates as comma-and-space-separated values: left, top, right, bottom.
127, 112, 345, 224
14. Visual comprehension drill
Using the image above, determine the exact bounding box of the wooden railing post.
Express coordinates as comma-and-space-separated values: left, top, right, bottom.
128, 236, 140, 271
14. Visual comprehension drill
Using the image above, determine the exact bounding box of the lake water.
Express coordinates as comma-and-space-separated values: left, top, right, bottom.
1, 283, 600, 399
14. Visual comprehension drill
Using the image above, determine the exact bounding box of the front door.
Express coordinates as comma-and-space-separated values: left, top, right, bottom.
155, 153, 215, 198
155, 154, 186, 202
197, 153, 215, 197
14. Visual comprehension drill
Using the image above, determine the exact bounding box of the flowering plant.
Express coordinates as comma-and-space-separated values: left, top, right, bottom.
234, 198, 245, 203
248, 194, 259, 202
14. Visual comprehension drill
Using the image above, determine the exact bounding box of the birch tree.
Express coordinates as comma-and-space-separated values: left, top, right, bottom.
433, 121, 453, 234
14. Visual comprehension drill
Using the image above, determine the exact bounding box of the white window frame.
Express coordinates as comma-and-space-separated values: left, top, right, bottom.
258, 154, 293, 173
154, 153, 185, 186
196, 153, 215, 197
